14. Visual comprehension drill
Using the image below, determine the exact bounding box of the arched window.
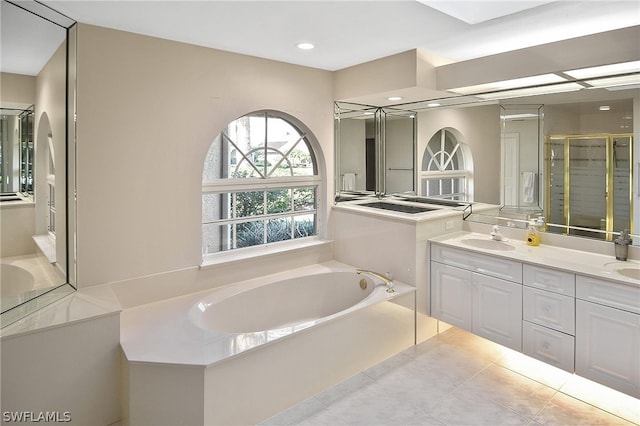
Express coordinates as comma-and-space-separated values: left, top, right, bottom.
420, 128, 472, 201
202, 111, 320, 257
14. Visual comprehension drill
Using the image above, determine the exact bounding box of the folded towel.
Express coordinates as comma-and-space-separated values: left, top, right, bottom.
522, 172, 535, 203
342, 173, 356, 191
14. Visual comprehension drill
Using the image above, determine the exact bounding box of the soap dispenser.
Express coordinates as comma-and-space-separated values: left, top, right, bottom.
614, 229, 632, 261
526, 220, 540, 246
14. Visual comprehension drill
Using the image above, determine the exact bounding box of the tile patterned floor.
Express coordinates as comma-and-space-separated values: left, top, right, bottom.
261, 328, 640, 426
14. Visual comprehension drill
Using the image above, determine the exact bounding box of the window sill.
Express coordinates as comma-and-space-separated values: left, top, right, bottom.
200, 238, 331, 269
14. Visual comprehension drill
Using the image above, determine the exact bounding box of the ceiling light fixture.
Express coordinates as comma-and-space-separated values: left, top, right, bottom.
296, 42, 315, 50
448, 73, 567, 96
427, 103, 441, 107
599, 105, 611, 111
474, 82, 583, 100
564, 61, 640, 79
387, 96, 403, 101
585, 74, 640, 90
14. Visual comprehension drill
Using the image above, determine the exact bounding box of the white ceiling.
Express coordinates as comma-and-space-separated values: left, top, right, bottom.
3, 0, 640, 76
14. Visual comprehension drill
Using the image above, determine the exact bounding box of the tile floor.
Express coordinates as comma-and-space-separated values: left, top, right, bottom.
261, 328, 640, 425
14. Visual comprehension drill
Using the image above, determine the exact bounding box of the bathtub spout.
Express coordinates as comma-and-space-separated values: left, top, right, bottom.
356, 269, 394, 293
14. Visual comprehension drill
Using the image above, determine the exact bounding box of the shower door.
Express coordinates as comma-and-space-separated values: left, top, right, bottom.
545, 133, 633, 239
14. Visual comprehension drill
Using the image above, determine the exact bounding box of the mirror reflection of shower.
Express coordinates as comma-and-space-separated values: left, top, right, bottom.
545, 132, 633, 240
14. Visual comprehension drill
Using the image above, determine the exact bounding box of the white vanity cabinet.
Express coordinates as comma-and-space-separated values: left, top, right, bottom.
430, 236, 640, 399
575, 275, 640, 398
430, 244, 522, 351
522, 264, 576, 372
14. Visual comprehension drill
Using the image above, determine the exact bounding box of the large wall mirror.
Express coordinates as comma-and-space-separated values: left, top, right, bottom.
1, 0, 76, 327
335, 66, 638, 243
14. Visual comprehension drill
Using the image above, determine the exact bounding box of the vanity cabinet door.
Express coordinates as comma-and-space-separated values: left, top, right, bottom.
575, 300, 640, 398
431, 262, 472, 331
472, 273, 523, 352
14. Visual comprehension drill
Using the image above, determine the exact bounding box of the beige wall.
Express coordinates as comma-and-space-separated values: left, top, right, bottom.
0, 72, 35, 106
75, 24, 335, 287
417, 104, 502, 204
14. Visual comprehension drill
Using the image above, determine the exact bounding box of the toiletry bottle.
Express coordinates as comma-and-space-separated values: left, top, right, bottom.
526, 221, 540, 246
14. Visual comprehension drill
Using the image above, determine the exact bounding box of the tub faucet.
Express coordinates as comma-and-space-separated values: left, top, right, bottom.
356, 269, 394, 293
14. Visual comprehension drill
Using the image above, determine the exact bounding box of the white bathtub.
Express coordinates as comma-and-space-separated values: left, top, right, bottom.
1, 264, 36, 297
122, 261, 416, 425
189, 271, 381, 334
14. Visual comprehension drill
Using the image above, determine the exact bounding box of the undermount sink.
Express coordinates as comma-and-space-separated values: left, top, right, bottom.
604, 262, 640, 280
460, 238, 516, 251
358, 201, 438, 214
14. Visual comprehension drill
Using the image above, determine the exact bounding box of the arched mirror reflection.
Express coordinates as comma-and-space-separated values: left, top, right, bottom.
421, 127, 472, 201
0, 0, 76, 327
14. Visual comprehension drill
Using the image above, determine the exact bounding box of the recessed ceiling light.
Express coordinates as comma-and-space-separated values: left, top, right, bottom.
387, 96, 403, 101
427, 103, 441, 107
599, 105, 611, 111
296, 42, 315, 50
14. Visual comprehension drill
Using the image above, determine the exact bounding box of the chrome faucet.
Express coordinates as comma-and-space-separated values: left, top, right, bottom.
490, 225, 504, 241
356, 269, 394, 292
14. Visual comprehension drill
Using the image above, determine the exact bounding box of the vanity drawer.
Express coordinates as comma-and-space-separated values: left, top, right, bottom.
576, 275, 640, 314
431, 243, 522, 283
523, 286, 575, 335
523, 264, 575, 296
523, 321, 575, 373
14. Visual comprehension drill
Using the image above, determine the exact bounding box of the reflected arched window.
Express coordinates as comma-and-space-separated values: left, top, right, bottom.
420, 128, 472, 200
202, 111, 320, 257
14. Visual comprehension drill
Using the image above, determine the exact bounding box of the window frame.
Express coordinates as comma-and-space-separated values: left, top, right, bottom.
201, 111, 322, 261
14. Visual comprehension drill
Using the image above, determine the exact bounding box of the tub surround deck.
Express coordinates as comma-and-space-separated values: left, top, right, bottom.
121, 261, 415, 367
1, 286, 122, 426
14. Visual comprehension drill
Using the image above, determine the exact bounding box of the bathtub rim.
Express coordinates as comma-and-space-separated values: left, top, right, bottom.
187, 270, 379, 334
120, 261, 416, 367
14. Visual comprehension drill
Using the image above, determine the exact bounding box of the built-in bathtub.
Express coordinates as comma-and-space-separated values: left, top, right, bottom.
121, 261, 416, 425
1, 264, 36, 312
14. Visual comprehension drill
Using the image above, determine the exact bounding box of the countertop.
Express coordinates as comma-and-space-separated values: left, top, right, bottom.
430, 231, 640, 288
